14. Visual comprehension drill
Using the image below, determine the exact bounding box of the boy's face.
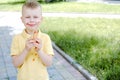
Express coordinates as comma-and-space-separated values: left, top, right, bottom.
21, 6, 42, 32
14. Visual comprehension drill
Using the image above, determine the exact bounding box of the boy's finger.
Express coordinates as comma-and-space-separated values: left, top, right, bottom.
35, 38, 42, 43
29, 40, 35, 43
36, 40, 40, 44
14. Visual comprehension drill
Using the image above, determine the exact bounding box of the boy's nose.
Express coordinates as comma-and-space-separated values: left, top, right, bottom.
30, 18, 34, 22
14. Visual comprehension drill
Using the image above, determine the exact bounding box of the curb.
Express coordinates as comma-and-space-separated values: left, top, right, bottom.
52, 42, 98, 80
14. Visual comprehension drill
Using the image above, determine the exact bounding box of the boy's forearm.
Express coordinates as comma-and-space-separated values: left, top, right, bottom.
12, 49, 28, 68
38, 50, 53, 67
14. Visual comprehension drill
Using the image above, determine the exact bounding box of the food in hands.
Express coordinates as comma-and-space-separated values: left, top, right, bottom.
31, 31, 39, 50
32, 31, 38, 39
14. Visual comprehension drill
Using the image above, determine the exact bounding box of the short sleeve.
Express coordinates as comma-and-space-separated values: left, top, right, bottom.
10, 35, 19, 56
44, 35, 54, 56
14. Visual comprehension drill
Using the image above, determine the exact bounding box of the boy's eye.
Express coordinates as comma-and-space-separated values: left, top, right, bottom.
26, 16, 30, 18
34, 16, 38, 18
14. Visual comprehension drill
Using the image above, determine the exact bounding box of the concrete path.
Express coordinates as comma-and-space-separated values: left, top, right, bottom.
0, 12, 120, 19
43, 12, 120, 18
0, 12, 87, 80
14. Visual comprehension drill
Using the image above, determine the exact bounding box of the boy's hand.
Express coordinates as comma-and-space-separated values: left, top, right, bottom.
25, 39, 35, 51
33, 38, 42, 52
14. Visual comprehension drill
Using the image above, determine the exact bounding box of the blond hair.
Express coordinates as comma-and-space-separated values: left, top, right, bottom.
22, 0, 41, 9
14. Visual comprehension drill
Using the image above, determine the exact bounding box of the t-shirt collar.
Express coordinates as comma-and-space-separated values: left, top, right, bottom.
22, 29, 41, 39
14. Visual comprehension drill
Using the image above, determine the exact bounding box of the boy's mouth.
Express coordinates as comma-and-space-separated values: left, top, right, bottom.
27, 23, 35, 27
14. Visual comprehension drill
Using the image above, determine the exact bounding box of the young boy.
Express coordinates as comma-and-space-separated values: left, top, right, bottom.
10, 1, 54, 80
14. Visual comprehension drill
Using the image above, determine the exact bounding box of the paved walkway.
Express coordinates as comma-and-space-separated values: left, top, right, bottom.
0, 12, 120, 19
77, 0, 120, 4
44, 12, 120, 18
0, 12, 87, 80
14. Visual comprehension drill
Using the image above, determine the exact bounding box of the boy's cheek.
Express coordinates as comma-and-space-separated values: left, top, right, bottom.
37, 19, 42, 23
36, 21, 41, 26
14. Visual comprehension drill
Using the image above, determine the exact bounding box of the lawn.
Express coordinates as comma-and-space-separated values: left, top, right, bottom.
0, 1, 120, 13
40, 17, 120, 80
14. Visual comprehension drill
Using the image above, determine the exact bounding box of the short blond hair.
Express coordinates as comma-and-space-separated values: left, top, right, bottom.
22, 0, 41, 9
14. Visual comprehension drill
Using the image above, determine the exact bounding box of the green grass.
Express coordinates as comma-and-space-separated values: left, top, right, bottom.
0, 0, 24, 11
42, 2, 120, 13
0, 0, 25, 3
40, 17, 120, 80
0, 1, 120, 13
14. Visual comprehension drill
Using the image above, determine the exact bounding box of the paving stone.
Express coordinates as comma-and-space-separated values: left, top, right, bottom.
9, 76, 17, 80
48, 63, 65, 80
6, 67, 17, 78
0, 78, 8, 80
0, 67, 8, 79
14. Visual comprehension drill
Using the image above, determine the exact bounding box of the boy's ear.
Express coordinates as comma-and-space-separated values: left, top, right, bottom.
21, 16, 22, 20
21, 16, 23, 23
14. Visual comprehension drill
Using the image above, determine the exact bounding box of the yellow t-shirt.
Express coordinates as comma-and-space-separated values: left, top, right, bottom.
11, 30, 54, 80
